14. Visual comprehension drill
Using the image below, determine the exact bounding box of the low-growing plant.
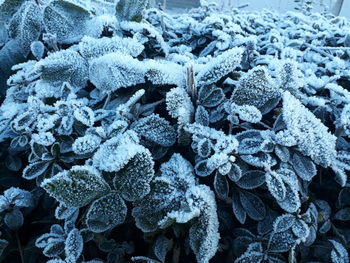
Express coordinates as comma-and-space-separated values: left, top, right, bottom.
0, 0, 349, 262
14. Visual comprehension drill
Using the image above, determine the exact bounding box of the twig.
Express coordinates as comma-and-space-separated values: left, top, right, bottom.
303, 43, 335, 60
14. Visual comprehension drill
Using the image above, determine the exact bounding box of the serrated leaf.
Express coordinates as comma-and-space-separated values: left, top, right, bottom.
86, 192, 127, 233
268, 230, 296, 253
8, 1, 42, 56
43, 0, 92, 44
116, 0, 148, 22
132, 114, 177, 147
113, 148, 154, 201
239, 190, 266, 221
195, 105, 210, 126
236, 170, 265, 190
41, 165, 110, 208
198, 85, 225, 108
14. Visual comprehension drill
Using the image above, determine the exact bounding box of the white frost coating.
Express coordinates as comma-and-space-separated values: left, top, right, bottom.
79, 36, 144, 59
232, 65, 280, 108
72, 134, 102, 155
145, 59, 186, 87
188, 185, 220, 263
89, 52, 146, 94
32, 131, 55, 146
195, 47, 243, 86
92, 133, 143, 172
235, 104, 262, 123
282, 91, 337, 167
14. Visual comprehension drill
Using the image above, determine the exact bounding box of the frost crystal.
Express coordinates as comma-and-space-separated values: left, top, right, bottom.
282, 91, 337, 167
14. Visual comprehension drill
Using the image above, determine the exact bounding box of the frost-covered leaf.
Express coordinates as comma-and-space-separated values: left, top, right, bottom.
239, 190, 266, 221
277, 178, 300, 213
86, 192, 127, 233
236, 170, 266, 190
273, 214, 295, 233
195, 160, 215, 177
227, 164, 242, 182
74, 106, 94, 127
1, 187, 33, 209
153, 236, 169, 263
8, 1, 42, 56
275, 145, 290, 162
266, 172, 286, 202
89, 52, 145, 94
131, 114, 177, 147
72, 134, 102, 155
232, 66, 280, 110
292, 219, 309, 240
196, 47, 243, 86
43, 241, 65, 258
132, 154, 198, 231
214, 173, 229, 200
113, 148, 154, 201
291, 152, 317, 181
195, 106, 210, 126
0, 0, 24, 23
240, 152, 276, 168
238, 137, 266, 155
198, 86, 225, 108
188, 185, 220, 263
4, 208, 23, 230
329, 240, 349, 263
234, 251, 264, 263
65, 228, 83, 261
232, 191, 246, 224
268, 231, 296, 253
197, 138, 212, 158
116, 0, 148, 22
43, 0, 92, 44
234, 104, 262, 123
35, 50, 89, 88
30, 41, 45, 60
55, 203, 78, 220
41, 165, 110, 208
22, 161, 50, 180
282, 92, 336, 167
79, 36, 144, 59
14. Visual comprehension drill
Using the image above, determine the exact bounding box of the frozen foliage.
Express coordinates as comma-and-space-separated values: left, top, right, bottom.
196, 47, 243, 86
282, 91, 337, 167
232, 66, 280, 112
0, 0, 350, 262
41, 165, 110, 208
89, 52, 145, 94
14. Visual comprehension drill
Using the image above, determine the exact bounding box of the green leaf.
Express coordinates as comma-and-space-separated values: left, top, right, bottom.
86, 192, 127, 233
41, 165, 110, 208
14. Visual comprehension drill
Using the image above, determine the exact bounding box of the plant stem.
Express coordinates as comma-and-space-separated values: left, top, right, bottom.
15, 231, 24, 263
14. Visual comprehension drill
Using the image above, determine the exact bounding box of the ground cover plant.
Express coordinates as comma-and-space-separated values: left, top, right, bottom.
0, 0, 350, 262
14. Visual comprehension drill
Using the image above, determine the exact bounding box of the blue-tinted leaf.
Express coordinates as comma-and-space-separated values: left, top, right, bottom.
0, 239, 9, 257
198, 86, 225, 108
268, 231, 296, 253
227, 164, 242, 182
291, 152, 317, 181
236, 170, 265, 190
86, 192, 127, 233
153, 236, 169, 263
239, 191, 266, 221
23, 161, 50, 180
335, 208, 350, 221
266, 172, 286, 201
4, 208, 23, 230
195, 106, 210, 126
65, 228, 83, 260
214, 173, 229, 200
232, 191, 246, 224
